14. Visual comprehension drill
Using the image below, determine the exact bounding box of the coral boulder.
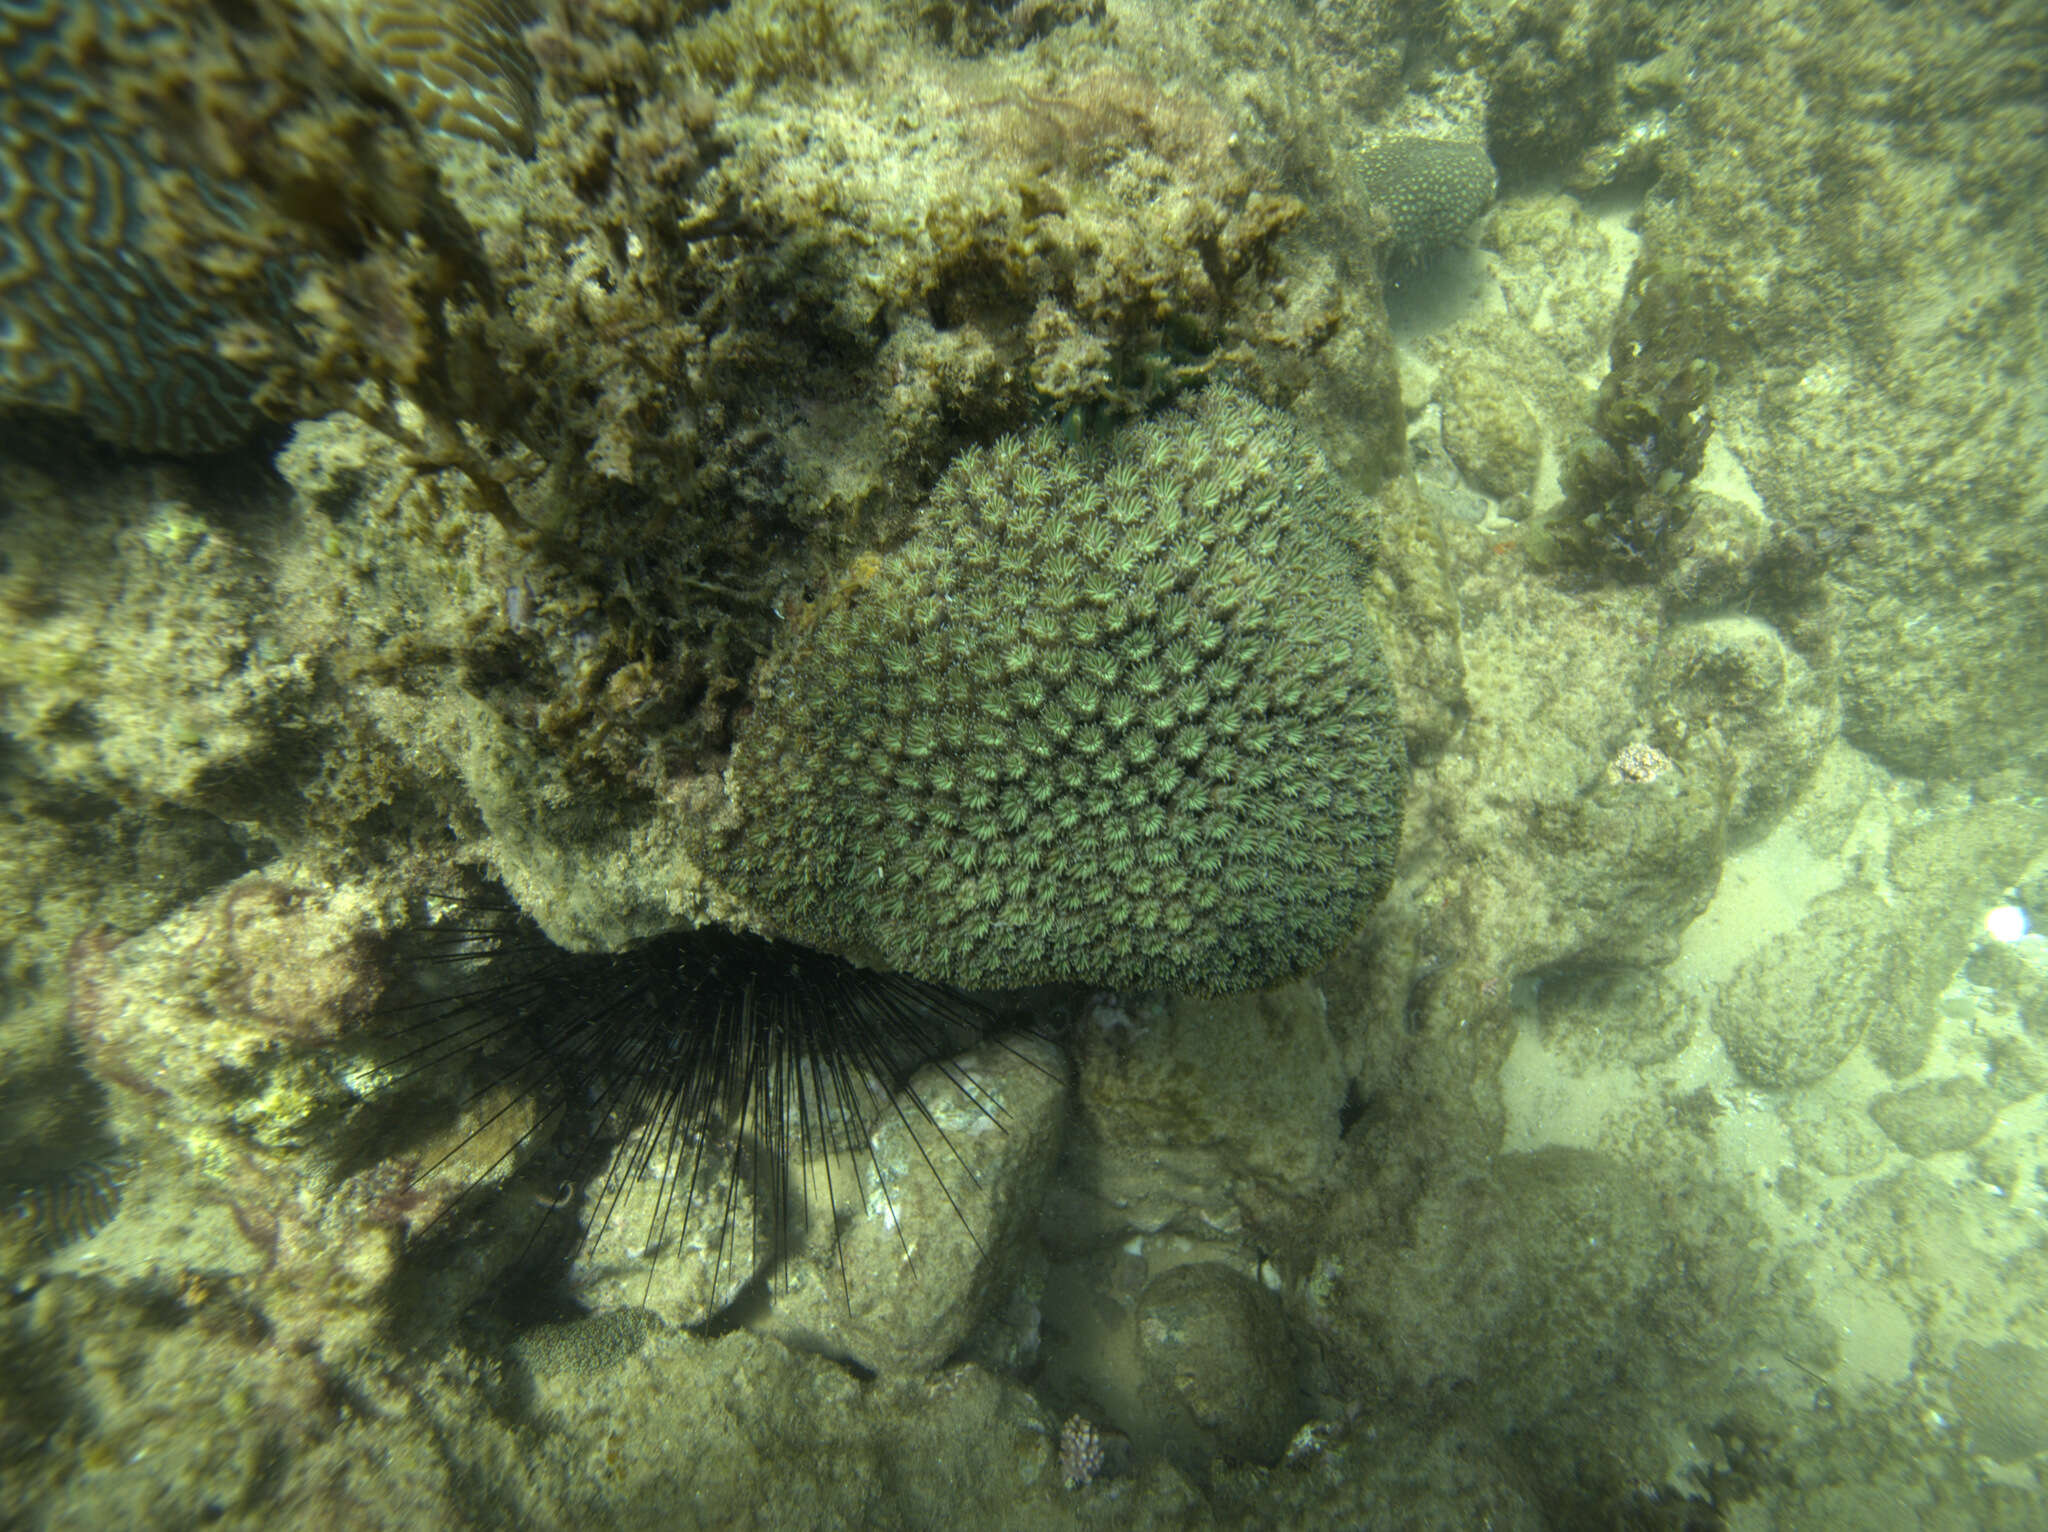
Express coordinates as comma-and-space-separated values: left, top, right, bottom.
707, 387, 1405, 993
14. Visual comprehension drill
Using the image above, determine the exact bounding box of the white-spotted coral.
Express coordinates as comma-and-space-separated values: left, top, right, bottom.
1359, 136, 1497, 265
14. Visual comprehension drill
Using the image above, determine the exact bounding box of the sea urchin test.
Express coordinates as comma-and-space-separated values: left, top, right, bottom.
707, 386, 1406, 994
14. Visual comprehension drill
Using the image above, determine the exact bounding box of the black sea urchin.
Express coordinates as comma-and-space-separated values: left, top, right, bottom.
377, 893, 1046, 1326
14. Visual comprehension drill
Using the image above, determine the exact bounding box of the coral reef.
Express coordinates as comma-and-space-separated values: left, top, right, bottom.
0, 0, 272, 450
707, 386, 1405, 992
0, 1154, 128, 1259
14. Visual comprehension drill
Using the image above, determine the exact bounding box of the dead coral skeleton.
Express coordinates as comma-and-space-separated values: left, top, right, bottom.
1059, 1413, 1103, 1489
1608, 741, 1676, 785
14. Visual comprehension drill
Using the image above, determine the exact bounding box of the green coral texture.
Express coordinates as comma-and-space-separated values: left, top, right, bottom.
716, 387, 1405, 993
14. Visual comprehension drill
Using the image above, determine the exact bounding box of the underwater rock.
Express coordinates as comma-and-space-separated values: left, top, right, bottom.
759, 1034, 1067, 1375
61, 867, 549, 1354
1438, 358, 1543, 501
1061, 978, 1344, 1247
1951, 1341, 2048, 1465
1867, 1076, 1997, 1159
1135, 1261, 1306, 1469
1714, 883, 1907, 1088
1716, 803, 2048, 1086
564, 1121, 762, 1328
1648, 613, 1835, 839
1315, 1147, 1768, 1433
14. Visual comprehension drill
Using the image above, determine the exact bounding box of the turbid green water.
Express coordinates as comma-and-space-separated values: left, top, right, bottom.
2, 0, 2044, 1526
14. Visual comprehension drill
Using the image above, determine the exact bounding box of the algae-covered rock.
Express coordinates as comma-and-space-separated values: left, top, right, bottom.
1951, 1341, 2048, 1465
62, 866, 548, 1354
1967, 940, 2048, 1040
1985, 1033, 2048, 1104
1541, 764, 1727, 966
1478, 0, 1630, 177
1439, 358, 1543, 501
0, 1272, 385, 1529
1538, 327, 1716, 582
1868, 803, 2048, 1077
0, 466, 316, 822
1135, 1261, 1305, 1469
1236, 1415, 1544, 1531
1715, 884, 1906, 1088
1867, 1076, 1997, 1158
1620, 0, 2048, 777
1649, 614, 1835, 840
1052, 977, 1344, 1285
1315, 1147, 1768, 1432
1716, 803, 2048, 1086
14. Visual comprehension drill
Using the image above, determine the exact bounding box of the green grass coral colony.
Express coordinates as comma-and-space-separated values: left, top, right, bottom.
712, 387, 1406, 994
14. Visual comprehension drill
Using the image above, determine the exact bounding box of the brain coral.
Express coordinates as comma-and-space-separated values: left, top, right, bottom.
334, 0, 542, 156
0, 0, 270, 451
1359, 136, 1497, 265
710, 387, 1406, 993
0, 0, 528, 453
